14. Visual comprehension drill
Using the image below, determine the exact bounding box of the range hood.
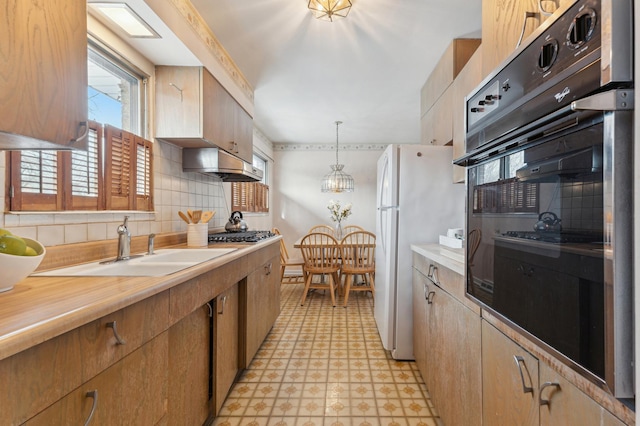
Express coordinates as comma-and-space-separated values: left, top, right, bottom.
516, 146, 602, 182
182, 148, 263, 182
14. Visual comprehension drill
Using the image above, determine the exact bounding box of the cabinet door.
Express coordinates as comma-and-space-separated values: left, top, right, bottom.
26, 332, 168, 425
482, 320, 540, 426
234, 104, 254, 163
421, 86, 453, 146
168, 305, 211, 425
482, 0, 541, 76
155, 66, 203, 141
411, 268, 429, 381
1, 0, 87, 150
429, 284, 482, 426
214, 284, 240, 415
245, 255, 280, 364
539, 363, 625, 426
202, 69, 236, 151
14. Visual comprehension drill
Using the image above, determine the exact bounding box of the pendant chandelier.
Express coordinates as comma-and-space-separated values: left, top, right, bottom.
321, 121, 355, 193
307, 0, 352, 22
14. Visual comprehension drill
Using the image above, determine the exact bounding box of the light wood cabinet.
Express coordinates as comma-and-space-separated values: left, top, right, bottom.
168, 304, 212, 425
214, 283, 240, 415
245, 254, 280, 363
0, 0, 88, 150
412, 253, 482, 426
482, 319, 540, 425
452, 48, 483, 183
155, 66, 254, 163
26, 332, 168, 425
420, 85, 453, 146
481, 0, 573, 77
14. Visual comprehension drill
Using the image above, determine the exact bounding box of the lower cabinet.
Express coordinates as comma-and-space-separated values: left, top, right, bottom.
482, 320, 626, 426
167, 304, 212, 425
214, 283, 240, 415
412, 256, 482, 426
245, 254, 280, 363
26, 332, 168, 425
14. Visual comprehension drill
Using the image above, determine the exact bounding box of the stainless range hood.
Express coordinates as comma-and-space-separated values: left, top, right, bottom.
182, 148, 263, 182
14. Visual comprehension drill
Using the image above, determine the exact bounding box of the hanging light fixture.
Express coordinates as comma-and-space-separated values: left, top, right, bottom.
321, 121, 355, 193
307, 0, 352, 22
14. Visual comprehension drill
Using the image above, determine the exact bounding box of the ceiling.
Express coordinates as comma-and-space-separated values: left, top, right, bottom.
93, 0, 482, 145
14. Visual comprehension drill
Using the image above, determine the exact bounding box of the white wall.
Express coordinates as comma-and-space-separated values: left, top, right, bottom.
272, 144, 385, 252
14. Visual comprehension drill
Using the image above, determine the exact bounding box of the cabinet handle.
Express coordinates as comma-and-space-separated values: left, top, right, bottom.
426, 290, 435, 304
516, 11, 539, 48
538, 0, 556, 16
84, 390, 98, 426
218, 295, 227, 315
539, 381, 561, 406
106, 321, 126, 345
70, 121, 89, 145
264, 262, 272, 275
517, 264, 535, 277
423, 283, 429, 300
513, 355, 534, 394
169, 82, 183, 102
206, 302, 214, 317
426, 264, 440, 285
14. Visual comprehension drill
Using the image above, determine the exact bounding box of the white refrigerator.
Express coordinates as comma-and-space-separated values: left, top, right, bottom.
375, 144, 465, 360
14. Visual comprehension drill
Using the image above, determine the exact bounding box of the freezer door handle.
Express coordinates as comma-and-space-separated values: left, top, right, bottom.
377, 205, 399, 210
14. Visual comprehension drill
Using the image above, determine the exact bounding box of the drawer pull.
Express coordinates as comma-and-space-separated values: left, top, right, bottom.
106, 321, 126, 345
514, 355, 534, 394
265, 262, 272, 275
539, 381, 561, 406
206, 302, 214, 317
426, 264, 440, 285
218, 295, 227, 315
84, 389, 98, 425
426, 290, 435, 305
517, 11, 539, 48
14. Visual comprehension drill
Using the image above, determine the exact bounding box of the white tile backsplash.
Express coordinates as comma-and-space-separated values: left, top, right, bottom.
3, 140, 228, 247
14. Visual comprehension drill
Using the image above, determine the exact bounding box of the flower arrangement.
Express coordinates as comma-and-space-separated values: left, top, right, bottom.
327, 200, 352, 224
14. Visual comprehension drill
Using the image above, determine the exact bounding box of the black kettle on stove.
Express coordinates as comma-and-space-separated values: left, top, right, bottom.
534, 211, 562, 232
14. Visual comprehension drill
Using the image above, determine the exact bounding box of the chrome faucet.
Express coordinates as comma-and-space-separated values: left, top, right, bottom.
147, 233, 156, 255
116, 216, 131, 261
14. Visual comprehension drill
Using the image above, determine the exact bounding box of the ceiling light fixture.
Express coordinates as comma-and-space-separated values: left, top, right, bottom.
88, 3, 161, 38
308, 0, 352, 22
321, 121, 355, 193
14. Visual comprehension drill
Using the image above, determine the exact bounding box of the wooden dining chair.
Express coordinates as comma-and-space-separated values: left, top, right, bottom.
340, 231, 376, 307
272, 228, 306, 285
342, 225, 364, 235
308, 224, 335, 236
299, 233, 341, 307
466, 229, 482, 296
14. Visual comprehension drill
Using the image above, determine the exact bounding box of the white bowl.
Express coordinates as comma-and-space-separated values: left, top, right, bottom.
0, 237, 46, 293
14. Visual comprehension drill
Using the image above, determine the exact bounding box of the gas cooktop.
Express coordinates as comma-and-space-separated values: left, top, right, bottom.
208, 230, 276, 243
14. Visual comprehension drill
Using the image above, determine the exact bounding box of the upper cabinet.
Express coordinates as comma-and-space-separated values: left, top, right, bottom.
155, 66, 254, 163
481, 0, 573, 77
0, 0, 88, 150
420, 39, 481, 146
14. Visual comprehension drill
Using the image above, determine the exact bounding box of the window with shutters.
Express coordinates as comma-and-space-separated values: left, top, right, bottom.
231, 155, 269, 213
7, 43, 152, 212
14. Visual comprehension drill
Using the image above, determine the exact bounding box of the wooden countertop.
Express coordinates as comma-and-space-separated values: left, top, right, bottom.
0, 237, 280, 362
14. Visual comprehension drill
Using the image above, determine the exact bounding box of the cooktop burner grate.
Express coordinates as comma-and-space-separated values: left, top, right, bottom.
502, 230, 603, 244
208, 230, 276, 243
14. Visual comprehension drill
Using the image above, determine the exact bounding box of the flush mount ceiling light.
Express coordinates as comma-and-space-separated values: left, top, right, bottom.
308, 0, 352, 22
88, 2, 161, 38
321, 121, 355, 193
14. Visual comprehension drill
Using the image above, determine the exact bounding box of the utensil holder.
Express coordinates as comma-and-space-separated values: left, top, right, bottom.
187, 223, 208, 247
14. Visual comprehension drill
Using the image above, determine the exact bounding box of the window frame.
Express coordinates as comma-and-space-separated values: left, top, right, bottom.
231, 154, 269, 213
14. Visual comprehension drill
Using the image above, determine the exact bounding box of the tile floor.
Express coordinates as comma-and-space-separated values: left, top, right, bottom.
213, 284, 441, 426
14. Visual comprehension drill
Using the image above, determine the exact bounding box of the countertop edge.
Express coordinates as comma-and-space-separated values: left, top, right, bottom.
0, 237, 281, 361
410, 243, 465, 275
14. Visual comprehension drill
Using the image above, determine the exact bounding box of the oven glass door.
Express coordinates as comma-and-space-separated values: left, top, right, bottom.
467, 117, 606, 380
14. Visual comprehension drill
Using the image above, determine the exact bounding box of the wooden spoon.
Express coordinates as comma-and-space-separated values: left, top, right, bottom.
187, 209, 194, 222
201, 210, 215, 223
178, 211, 191, 224
191, 210, 202, 224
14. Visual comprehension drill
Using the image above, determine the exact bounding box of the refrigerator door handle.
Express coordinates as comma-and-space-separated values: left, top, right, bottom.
378, 206, 399, 210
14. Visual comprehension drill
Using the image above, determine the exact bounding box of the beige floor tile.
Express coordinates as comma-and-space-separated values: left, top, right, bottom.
215, 284, 440, 425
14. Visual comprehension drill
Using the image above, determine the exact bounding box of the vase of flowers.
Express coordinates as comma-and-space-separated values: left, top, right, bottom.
327, 200, 352, 240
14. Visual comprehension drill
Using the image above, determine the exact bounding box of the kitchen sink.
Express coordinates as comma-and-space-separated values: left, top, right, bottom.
33, 248, 237, 277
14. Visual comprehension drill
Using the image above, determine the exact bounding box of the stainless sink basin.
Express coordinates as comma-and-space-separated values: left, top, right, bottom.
33, 248, 237, 277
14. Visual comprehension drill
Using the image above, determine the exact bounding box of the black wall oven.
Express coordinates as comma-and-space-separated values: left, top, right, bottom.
455, 0, 634, 398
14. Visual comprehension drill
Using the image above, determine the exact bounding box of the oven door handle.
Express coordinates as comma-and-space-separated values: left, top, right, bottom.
571, 89, 634, 112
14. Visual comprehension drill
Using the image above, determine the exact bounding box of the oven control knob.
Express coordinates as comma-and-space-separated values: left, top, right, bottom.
538, 39, 559, 72
567, 8, 596, 49
502, 83, 510, 92
470, 107, 484, 113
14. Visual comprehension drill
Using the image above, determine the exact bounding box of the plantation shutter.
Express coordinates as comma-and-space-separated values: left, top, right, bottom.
134, 135, 153, 211
104, 125, 134, 210
10, 150, 63, 211
231, 182, 269, 213
64, 120, 104, 210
